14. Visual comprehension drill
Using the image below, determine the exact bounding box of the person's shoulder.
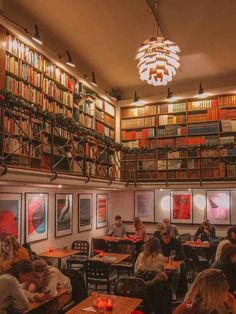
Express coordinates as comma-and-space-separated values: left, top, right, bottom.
0, 274, 19, 286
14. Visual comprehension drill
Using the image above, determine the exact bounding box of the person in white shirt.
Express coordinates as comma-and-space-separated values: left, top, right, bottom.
163, 218, 180, 239
215, 226, 236, 261
108, 215, 126, 238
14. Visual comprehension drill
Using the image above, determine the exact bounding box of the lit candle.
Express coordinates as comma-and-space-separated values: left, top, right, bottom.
49, 247, 53, 252
99, 251, 104, 258
106, 299, 113, 311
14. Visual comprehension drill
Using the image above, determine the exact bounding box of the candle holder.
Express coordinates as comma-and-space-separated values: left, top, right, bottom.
49, 247, 53, 252
106, 298, 113, 311
97, 297, 106, 313
99, 251, 104, 258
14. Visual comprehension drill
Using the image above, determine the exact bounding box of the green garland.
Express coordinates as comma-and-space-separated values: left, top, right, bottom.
0, 89, 234, 154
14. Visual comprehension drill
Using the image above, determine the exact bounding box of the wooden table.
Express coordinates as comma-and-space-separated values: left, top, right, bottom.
20, 288, 68, 313
38, 248, 81, 268
165, 260, 183, 271
97, 236, 143, 244
65, 293, 142, 314
90, 252, 130, 264
183, 240, 210, 248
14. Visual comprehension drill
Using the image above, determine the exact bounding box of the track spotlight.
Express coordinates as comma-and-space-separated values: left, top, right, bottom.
32, 24, 43, 45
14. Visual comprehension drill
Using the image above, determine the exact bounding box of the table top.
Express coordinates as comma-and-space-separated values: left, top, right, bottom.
183, 240, 210, 248
64, 293, 142, 314
21, 288, 68, 313
165, 260, 183, 271
38, 248, 81, 259
90, 252, 130, 264
97, 235, 142, 244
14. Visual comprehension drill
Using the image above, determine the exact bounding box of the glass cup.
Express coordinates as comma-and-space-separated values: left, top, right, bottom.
91, 292, 99, 308
97, 297, 106, 314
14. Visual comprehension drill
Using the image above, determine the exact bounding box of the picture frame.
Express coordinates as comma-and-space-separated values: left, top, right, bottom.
170, 191, 192, 224
78, 194, 92, 232
55, 193, 73, 238
134, 190, 155, 222
25, 193, 48, 243
206, 190, 231, 225
0, 193, 22, 242
96, 194, 108, 229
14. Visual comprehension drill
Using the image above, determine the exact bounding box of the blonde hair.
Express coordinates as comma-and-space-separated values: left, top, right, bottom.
0, 233, 20, 259
134, 217, 142, 230
184, 269, 229, 314
32, 259, 48, 272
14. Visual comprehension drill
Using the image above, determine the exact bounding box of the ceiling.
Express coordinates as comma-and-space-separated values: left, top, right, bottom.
2, 0, 236, 100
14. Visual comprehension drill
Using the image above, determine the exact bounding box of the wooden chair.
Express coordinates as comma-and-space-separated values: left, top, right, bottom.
85, 260, 117, 294
66, 240, 89, 270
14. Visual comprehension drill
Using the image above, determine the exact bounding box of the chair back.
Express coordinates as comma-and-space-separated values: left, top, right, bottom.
183, 245, 199, 265
117, 243, 136, 262
92, 238, 109, 255
179, 233, 191, 243
115, 277, 146, 299
85, 260, 110, 280
71, 240, 89, 257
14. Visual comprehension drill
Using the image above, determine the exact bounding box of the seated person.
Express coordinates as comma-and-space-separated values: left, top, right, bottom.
29, 259, 72, 299
134, 237, 165, 281
0, 260, 34, 314
174, 269, 236, 314
133, 217, 148, 242
211, 243, 236, 295
0, 233, 29, 272
215, 226, 236, 261
108, 215, 126, 238
160, 230, 184, 300
194, 220, 215, 242
163, 218, 180, 239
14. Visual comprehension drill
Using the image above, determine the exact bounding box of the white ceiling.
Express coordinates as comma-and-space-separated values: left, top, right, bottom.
3, 0, 236, 100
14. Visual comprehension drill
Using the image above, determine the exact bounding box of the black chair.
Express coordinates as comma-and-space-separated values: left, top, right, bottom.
113, 243, 136, 277
115, 277, 146, 299
92, 238, 109, 256
59, 268, 88, 314
183, 245, 210, 282
66, 240, 89, 270
85, 260, 117, 293
179, 233, 191, 243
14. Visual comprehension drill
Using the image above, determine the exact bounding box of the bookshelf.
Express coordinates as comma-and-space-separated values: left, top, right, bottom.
120, 95, 236, 182
0, 24, 117, 181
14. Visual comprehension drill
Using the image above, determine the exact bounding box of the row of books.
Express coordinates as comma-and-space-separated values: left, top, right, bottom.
226, 164, 236, 177
121, 128, 155, 140
4, 136, 28, 155
75, 99, 95, 116
43, 78, 73, 107
121, 116, 156, 129
6, 35, 44, 70
121, 105, 156, 118
6, 55, 42, 88
96, 121, 115, 138
158, 114, 186, 125
6, 75, 43, 105
73, 110, 94, 129
95, 99, 115, 117
221, 120, 236, 132
220, 136, 235, 144
95, 109, 115, 128
188, 108, 219, 122
157, 125, 187, 137
188, 99, 218, 111
219, 95, 236, 108
158, 102, 186, 114
44, 59, 73, 88
43, 99, 72, 118
188, 122, 219, 135
220, 109, 236, 119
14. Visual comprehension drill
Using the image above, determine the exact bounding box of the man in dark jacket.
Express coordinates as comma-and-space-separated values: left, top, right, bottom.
160, 230, 185, 300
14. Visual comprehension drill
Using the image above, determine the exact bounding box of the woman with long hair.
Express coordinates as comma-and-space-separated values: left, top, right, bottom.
174, 269, 236, 314
134, 237, 165, 280
0, 233, 29, 272
133, 217, 148, 242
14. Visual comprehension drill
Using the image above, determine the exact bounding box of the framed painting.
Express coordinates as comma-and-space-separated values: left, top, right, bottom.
78, 194, 92, 232
207, 190, 230, 225
171, 191, 192, 224
25, 193, 48, 243
96, 194, 108, 229
134, 191, 155, 222
55, 193, 73, 237
0, 193, 22, 241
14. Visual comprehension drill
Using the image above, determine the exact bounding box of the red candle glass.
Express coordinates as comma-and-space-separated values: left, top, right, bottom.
49, 247, 53, 252
97, 298, 106, 313
99, 251, 104, 258
106, 298, 113, 311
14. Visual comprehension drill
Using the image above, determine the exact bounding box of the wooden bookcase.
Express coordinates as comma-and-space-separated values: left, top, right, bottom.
0, 24, 116, 180
121, 95, 236, 182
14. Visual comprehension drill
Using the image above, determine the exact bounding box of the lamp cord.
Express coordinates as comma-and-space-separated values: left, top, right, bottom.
146, 0, 166, 38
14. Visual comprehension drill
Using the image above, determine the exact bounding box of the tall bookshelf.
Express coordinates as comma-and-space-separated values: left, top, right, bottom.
0, 25, 116, 180
121, 95, 236, 182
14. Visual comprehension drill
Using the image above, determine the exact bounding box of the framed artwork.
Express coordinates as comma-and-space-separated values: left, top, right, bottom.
0, 193, 22, 241
134, 191, 155, 222
96, 194, 108, 229
78, 194, 92, 232
171, 191, 192, 224
25, 193, 48, 243
207, 191, 230, 225
55, 193, 73, 237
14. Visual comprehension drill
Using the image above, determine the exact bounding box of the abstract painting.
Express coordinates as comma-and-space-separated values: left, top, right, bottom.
134, 191, 155, 222
207, 191, 230, 225
171, 191, 192, 223
96, 194, 108, 229
55, 193, 73, 237
25, 193, 48, 243
0, 193, 22, 241
78, 194, 92, 232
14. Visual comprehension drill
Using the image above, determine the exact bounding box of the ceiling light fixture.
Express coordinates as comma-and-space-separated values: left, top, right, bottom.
136, 0, 180, 86
133, 91, 146, 105
91, 72, 97, 86
59, 50, 76, 67
196, 83, 211, 99
32, 24, 43, 45
166, 88, 180, 102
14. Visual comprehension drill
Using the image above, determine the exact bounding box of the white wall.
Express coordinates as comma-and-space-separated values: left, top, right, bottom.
0, 186, 113, 254
109, 189, 236, 237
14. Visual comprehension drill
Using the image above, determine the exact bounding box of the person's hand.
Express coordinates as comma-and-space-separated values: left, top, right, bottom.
225, 292, 236, 313
33, 293, 48, 302
28, 283, 37, 292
